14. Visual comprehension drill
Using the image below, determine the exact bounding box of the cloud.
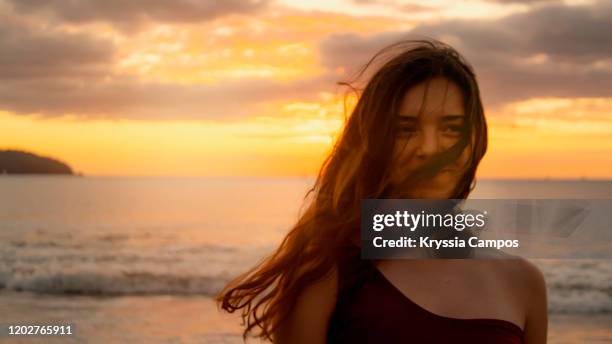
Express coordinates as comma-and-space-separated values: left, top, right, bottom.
0, 6, 339, 120
0, 14, 114, 79
483, 0, 559, 4
1, 0, 611, 120
351, 0, 433, 13
0, 74, 338, 120
3, 0, 268, 24
320, 0, 612, 107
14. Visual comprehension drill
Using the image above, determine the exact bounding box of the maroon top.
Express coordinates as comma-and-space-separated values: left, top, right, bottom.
327, 260, 524, 343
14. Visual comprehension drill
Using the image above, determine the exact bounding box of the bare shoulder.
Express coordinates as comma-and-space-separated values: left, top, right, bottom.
488, 257, 548, 343
478, 257, 547, 312
484, 257, 546, 299
508, 257, 547, 311
505, 259, 548, 343
499, 257, 546, 291
273, 264, 339, 344
295, 263, 339, 308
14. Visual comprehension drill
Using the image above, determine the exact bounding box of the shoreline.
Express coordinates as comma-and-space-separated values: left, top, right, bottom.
1, 291, 610, 343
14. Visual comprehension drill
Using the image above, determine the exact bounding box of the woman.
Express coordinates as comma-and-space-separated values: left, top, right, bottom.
216, 39, 548, 343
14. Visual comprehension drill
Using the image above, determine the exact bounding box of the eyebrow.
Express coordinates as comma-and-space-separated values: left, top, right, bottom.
397, 114, 465, 122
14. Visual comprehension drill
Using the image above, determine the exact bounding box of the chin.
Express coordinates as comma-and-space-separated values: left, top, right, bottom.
405, 175, 457, 199
406, 188, 452, 199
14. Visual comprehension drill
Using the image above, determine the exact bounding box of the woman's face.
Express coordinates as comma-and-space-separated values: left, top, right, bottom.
389, 76, 470, 199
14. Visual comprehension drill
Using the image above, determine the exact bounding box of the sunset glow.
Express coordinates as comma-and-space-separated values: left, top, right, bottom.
1, 0, 610, 178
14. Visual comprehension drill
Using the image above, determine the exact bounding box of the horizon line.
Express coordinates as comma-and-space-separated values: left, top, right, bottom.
2, 174, 611, 182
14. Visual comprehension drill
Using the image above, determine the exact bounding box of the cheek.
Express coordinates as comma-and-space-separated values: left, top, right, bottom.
388, 142, 413, 183
456, 145, 471, 170
440, 147, 471, 186
440, 136, 459, 150
392, 140, 418, 166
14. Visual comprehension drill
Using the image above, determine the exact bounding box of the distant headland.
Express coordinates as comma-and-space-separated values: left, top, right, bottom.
0, 150, 75, 175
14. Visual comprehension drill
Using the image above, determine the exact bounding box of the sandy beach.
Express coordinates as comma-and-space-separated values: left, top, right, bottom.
1, 177, 611, 343
1, 291, 611, 343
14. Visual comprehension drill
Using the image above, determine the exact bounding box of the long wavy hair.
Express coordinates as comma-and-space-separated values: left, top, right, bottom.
216, 39, 488, 341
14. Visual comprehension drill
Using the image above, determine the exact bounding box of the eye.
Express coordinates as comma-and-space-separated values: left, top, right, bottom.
398, 125, 418, 136
441, 125, 465, 135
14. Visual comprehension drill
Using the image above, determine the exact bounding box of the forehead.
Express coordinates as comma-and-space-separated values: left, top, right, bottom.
399, 77, 465, 117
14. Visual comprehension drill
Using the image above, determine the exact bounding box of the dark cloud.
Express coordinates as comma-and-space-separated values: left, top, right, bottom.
1, 0, 611, 120
484, 0, 559, 4
500, 2, 612, 61
0, 5, 336, 120
320, 0, 612, 107
0, 15, 114, 79
4, 0, 268, 24
0, 74, 337, 120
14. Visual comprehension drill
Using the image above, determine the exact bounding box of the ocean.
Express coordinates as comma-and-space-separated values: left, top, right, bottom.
0, 176, 611, 343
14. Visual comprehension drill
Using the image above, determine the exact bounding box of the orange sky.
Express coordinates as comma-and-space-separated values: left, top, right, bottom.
1, 0, 611, 178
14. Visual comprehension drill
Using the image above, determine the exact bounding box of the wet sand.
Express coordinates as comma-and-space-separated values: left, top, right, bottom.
1, 291, 611, 343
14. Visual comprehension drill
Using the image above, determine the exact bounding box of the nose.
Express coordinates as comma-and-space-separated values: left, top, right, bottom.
415, 127, 439, 159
